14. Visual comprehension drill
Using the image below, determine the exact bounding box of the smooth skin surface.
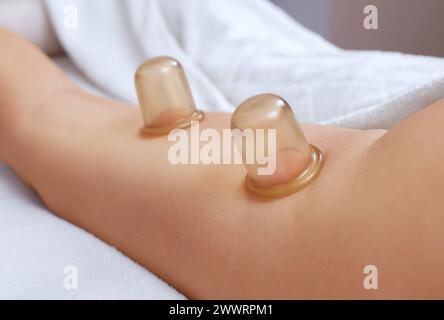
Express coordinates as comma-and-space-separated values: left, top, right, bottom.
1, 28, 444, 299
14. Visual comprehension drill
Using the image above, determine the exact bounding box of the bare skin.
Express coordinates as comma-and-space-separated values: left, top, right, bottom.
1, 28, 444, 299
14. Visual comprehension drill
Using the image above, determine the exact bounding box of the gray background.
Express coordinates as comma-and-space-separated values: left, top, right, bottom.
272, 0, 444, 57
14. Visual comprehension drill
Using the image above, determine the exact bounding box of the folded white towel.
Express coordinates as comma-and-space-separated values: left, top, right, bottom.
0, 0, 61, 54
2, 0, 444, 299
45, 0, 444, 129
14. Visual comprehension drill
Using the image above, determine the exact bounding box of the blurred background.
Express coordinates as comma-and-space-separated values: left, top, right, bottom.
272, 0, 444, 57
1, 0, 443, 57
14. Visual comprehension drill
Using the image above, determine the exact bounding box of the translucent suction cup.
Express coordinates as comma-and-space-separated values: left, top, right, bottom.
231, 94, 324, 199
135, 56, 204, 136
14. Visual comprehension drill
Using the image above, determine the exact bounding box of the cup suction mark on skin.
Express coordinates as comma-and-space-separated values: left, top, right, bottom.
252, 148, 310, 188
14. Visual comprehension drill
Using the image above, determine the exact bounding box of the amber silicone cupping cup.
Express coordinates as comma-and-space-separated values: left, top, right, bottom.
135, 56, 204, 136
135, 57, 323, 199
231, 94, 324, 199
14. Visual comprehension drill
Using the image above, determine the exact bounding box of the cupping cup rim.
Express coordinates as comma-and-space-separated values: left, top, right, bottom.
140, 110, 205, 136
244, 144, 324, 199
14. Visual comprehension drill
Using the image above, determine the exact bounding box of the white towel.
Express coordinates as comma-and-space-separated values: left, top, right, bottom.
2, 0, 444, 299
45, 0, 444, 129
